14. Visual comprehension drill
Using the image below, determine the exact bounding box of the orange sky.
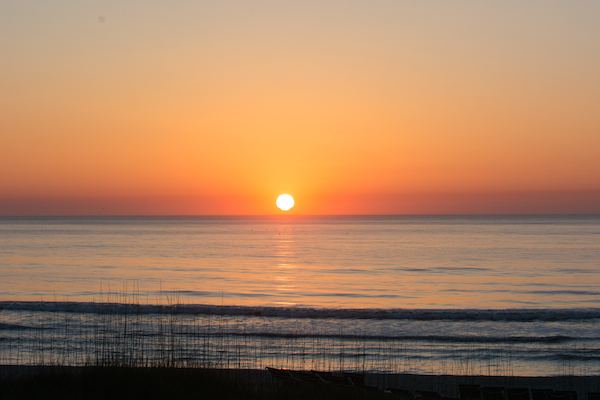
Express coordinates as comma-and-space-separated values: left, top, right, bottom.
1, 1, 599, 215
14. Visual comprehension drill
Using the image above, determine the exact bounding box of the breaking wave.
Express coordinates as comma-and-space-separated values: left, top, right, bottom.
2, 301, 600, 322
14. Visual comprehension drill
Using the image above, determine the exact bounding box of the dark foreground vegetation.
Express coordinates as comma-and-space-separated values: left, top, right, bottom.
2, 366, 600, 400
0, 367, 398, 400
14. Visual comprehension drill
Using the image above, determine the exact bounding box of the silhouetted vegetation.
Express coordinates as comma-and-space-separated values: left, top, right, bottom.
0, 367, 404, 400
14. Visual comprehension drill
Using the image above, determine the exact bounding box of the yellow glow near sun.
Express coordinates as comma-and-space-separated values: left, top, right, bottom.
276, 194, 295, 211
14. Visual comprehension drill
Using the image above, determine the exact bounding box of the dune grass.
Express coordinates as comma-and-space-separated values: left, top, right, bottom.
1, 290, 597, 383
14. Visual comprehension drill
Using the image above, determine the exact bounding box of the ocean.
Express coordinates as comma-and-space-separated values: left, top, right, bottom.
1, 215, 600, 376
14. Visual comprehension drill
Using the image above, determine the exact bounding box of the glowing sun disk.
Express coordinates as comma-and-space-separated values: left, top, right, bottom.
276, 194, 294, 211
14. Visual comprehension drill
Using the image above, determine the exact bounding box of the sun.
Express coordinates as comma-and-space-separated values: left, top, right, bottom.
276, 194, 295, 211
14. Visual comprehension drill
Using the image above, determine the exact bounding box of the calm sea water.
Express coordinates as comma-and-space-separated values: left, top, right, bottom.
2, 215, 600, 308
1, 215, 600, 376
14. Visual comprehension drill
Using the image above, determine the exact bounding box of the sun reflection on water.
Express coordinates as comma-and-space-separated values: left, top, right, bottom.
274, 227, 298, 303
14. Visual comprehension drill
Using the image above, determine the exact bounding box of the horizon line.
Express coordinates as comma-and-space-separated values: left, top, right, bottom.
2, 213, 599, 217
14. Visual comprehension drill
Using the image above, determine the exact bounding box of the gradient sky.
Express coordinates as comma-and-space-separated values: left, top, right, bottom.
1, 1, 599, 215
